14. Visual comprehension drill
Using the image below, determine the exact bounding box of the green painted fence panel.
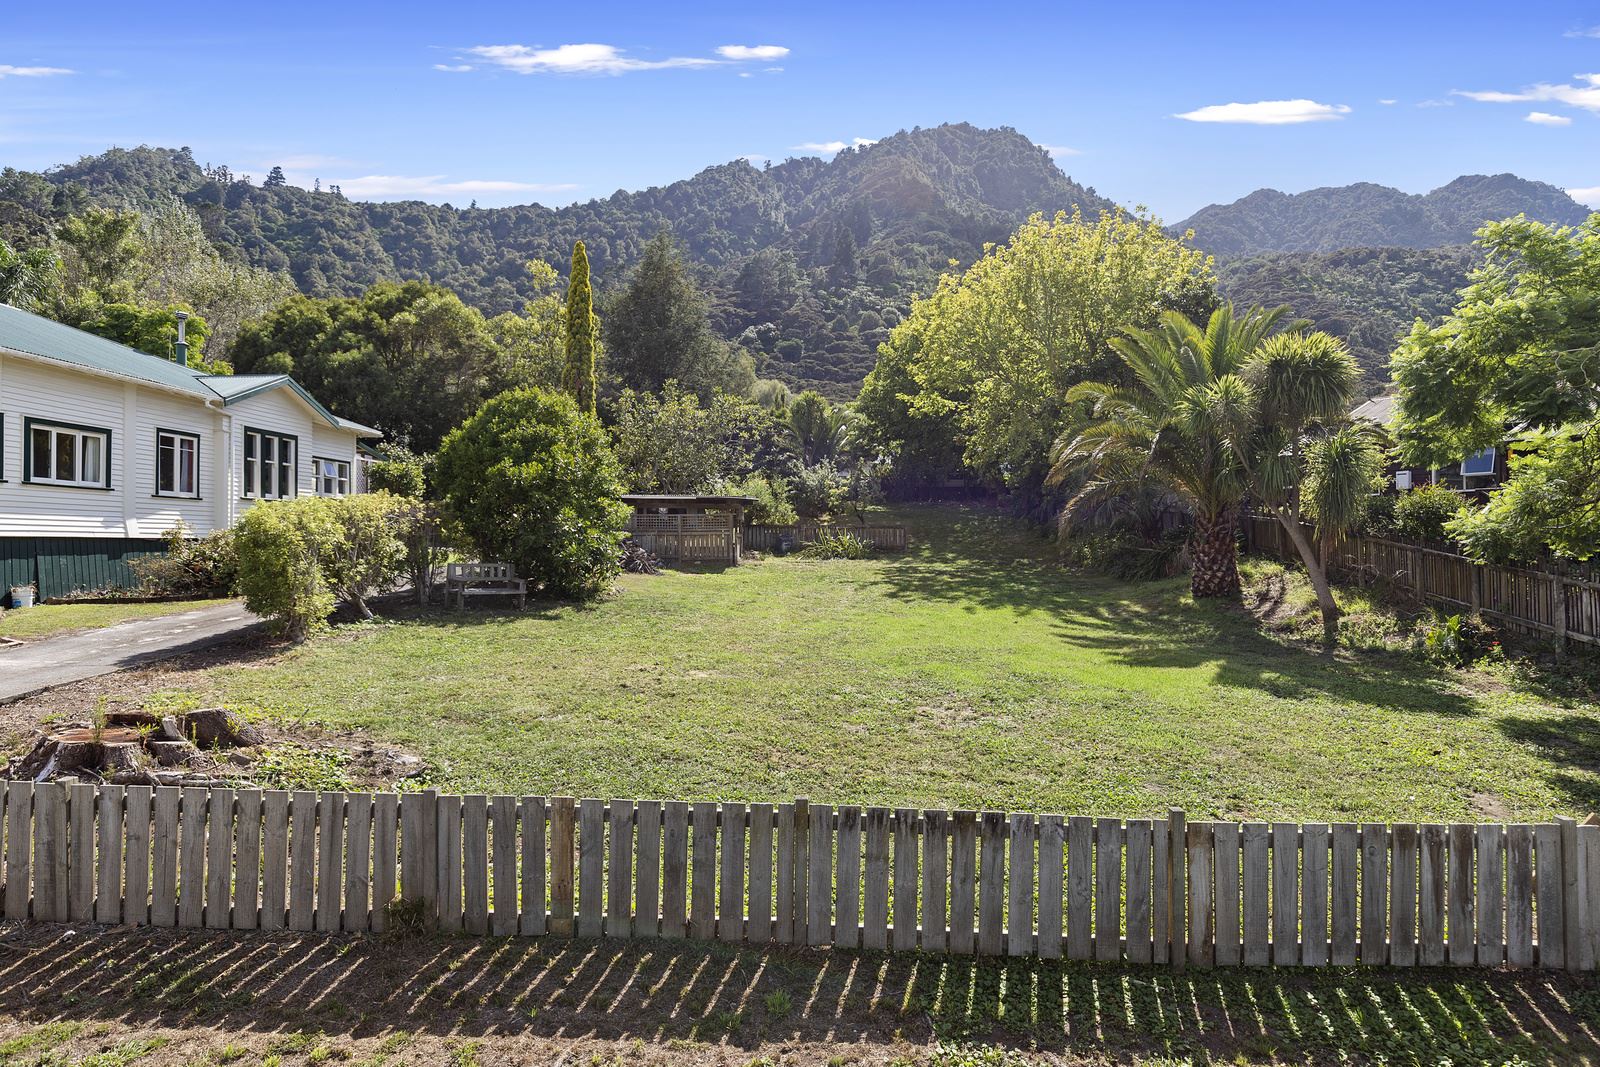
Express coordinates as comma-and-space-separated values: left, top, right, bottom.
0, 538, 166, 602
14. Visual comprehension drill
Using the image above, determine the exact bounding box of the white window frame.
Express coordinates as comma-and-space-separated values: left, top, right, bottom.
155, 429, 200, 498
242, 427, 298, 500
315, 456, 352, 497
1460, 447, 1497, 479
25, 419, 110, 489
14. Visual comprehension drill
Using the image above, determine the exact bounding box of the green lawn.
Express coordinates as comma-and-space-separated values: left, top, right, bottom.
0, 597, 230, 641
169, 506, 1596, 822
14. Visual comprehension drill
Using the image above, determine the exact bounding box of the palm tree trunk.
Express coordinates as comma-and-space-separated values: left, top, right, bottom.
1190, 507, 1241, 599
1277, 510, 1340, 644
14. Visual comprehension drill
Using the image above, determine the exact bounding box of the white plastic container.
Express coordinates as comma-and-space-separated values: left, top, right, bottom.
9, 586, 34, 610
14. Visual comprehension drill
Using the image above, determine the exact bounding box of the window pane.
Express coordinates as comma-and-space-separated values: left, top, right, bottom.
29, 427, 51, 480
280, 439, 293, 497
158, 436, 176, 492
81, 435, 102, 484
55, 431, 76, 482
180, 439, 196, 494
244, 433, 256, 495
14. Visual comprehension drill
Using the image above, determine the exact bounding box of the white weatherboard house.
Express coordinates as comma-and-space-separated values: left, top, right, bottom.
0, 303, 380, 600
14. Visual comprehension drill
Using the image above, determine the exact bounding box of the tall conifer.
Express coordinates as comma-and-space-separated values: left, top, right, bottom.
561, 240, 599, 414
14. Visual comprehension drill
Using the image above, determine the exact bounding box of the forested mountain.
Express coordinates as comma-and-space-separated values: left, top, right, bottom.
1216, 245, 1481, 392
1176, 174, 1591, 259
0, 124, 1114, 398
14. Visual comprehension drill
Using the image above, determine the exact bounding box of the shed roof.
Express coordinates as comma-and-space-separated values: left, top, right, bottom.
1350, 394, 1398, 427
622, 493, 757, 507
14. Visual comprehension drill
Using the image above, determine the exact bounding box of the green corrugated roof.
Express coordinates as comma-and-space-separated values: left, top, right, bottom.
0, 303, 381, 438
0, 302, 214, 396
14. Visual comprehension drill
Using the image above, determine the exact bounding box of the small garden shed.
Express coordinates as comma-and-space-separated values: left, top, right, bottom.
622, 494, 755, 564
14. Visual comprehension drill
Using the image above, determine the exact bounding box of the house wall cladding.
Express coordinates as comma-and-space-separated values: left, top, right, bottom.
0, 537, 166, 601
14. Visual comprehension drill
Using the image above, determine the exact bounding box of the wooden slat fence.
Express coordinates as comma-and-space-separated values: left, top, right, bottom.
3, 782, 1598, 970
743, 524, 909, 553
1244, 515, 1600, 647
625, 514, 740, 564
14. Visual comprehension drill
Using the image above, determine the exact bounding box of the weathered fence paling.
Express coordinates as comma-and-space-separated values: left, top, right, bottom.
1243, 515, 1600, 647
1, 781, 1594, 971
742, 524, 909, 553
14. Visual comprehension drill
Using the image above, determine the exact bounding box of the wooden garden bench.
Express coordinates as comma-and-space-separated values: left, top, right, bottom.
446, 562, 527, 610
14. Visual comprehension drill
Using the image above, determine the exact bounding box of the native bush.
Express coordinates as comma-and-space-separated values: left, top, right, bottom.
132, 524, 239, 597
790, 462, 844, 520
434, 388, 629, 599
365, 446, 427, 498
714, 473, 796, 526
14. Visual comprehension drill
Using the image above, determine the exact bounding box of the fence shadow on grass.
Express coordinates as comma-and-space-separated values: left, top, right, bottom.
0, 925, 1592, 1062
871, 528, 1477, 720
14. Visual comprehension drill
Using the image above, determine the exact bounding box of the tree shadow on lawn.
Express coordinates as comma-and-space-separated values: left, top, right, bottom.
0, 925, 1591, 1063
871, 537, 1477, 720
1496, 712, 1600, 813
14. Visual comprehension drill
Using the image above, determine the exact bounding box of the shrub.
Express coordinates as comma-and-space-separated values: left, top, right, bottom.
1393, 484, 1465, 543
790, 462, 843, 520
233, 494, 410, 638
1357, 492, 1397, 538
365, 446, 427, 498
1064, 529, 1188, 581
434, 388, 629, 600
1414, 611, 1493, 668
798, 529, 872, 559
132, 525, 239, 597
714, 474, 796, 526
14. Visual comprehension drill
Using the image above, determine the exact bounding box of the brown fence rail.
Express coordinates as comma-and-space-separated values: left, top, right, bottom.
1243, 516, 1600, 647
5, 782, 1597, 970
742, 524, 909, 553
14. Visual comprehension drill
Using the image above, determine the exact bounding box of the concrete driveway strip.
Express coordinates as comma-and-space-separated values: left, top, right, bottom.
0, 602, 260, 704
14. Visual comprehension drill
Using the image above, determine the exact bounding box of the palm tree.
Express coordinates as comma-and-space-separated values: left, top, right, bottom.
1240, 331, 1383, 643
1051, 304, 1294, 599
0, 240, 60, 312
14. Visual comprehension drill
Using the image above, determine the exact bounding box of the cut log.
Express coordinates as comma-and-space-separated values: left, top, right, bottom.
105, 710, 160, 729
178, 708, 265, 749
148, 740, 200, 767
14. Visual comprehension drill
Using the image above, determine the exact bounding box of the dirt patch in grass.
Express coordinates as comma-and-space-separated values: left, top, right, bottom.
0, 924, 1593, 1065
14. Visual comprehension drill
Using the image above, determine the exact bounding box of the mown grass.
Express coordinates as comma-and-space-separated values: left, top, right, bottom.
0, 598, 229, 641
165, 505, 1597, 822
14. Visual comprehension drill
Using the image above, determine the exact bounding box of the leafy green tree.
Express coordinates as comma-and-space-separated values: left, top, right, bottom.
1394, 212, 1600, 560
785, 390, 856, 465
365, 445, 428, 498
604, 231, 754, 399
76, 303, 209, 363
57, 206, 144, 302
0, 239, 59, 311
434, 388, 628, 599
610, 383, 729, 493
264, 166, 288, 188
882, 209, 1215, 502
561, 240, 600, 414
488, 259, 566, 391
230, 282, 512, 451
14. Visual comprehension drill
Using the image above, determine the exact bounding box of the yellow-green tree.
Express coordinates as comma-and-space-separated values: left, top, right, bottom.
873, 209, 1215, 501
561, 240, 599, 414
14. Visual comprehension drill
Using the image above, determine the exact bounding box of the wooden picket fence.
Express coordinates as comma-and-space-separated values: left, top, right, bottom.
742, 524, 910, 553
1243, 515, 1600, 647
4, 780, 1598, 970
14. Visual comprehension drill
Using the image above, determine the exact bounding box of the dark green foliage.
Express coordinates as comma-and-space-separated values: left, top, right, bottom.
1178, 174, 1591, 259
1217, 246, 1479, 392
131, 527, 239, 598
433, 388, 628, 599
561, 242, 599, 414
1392, 484, 1465, 543
0, 129, 1115, 397
365, 446, 428, 499
229, 282, 510, 451
603, 231, 752, 398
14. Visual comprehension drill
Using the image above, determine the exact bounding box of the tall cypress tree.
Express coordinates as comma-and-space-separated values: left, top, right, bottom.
561, 240, 599, 414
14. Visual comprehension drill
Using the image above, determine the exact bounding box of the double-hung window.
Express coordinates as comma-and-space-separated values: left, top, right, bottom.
25, 420, 110, 488
242, 428, 297, 500
316, 457, 351, 497
156, 430, 200, 498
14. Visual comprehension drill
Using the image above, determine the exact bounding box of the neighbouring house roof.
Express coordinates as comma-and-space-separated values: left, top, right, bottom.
1350, 394, 1398, 427
0, 303, 381, 437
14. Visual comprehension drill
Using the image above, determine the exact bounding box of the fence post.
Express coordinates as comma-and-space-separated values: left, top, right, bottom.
1554, 568, 1570, 651
1169, 808, 1187, 971
1562, 817, 1581, 971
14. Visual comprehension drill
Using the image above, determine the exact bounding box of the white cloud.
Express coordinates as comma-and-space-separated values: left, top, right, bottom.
1455, 73, 1600, 114
0, 64, 73, 78
1377, 98, 1398, 105
791, 137, 877, 154
1526, 110, 1573, 126
331, 174, 579, 200
1568, 185, 1600, 207
1174, 99, 1351, 124
717, 45, 789, 61
1565, 26, 1600, 38
1416, 98, 1455, 108
1036, 144, 1081, 158
458, 42, 789, 76
466, 43, 717, 75
434, 63, 474, 72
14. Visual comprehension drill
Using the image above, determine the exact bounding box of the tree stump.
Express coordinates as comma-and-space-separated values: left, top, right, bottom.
177, 708, 264, 749
9, 727, 146, 781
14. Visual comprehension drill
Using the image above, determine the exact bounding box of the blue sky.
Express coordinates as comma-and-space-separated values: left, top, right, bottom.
3, 0, 1598, 219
